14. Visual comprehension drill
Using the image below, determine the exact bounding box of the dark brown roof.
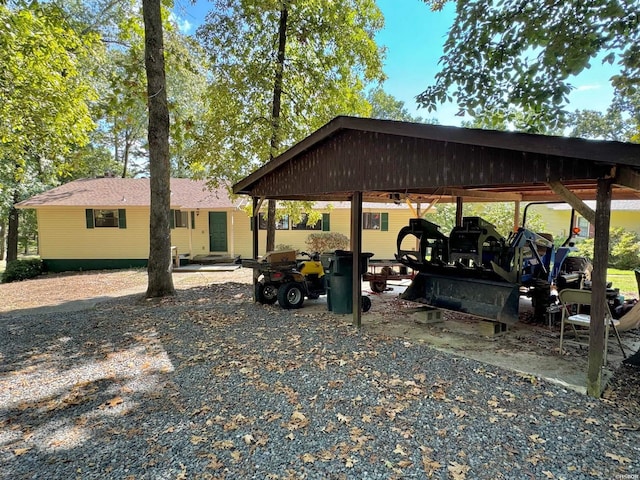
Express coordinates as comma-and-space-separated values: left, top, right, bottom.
233, 116, 640, 202
16, 178, 242, 209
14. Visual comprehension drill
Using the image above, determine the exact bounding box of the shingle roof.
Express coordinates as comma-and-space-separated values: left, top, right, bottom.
16, 178, 244, 209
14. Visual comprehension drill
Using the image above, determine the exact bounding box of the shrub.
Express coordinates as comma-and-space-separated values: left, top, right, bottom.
570, 227, 640, 270
275, 243, 295, 251
305, 232, 349, 253
1, 258, 44, 283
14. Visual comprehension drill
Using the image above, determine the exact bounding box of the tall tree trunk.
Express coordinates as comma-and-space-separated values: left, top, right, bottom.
266, 5, 288, 252
143, 0, 175, 298
6, 189, 19, 262
0, 221, 6, 260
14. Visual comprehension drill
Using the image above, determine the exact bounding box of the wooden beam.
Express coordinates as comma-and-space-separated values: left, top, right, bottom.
587, 177, 613, 397
545, 181, 596, 225
442, 188, 522, 201
351, 192, 363, 329
513, 200, 521, 232
455, 197, 463, 227
615, 166, 640, 191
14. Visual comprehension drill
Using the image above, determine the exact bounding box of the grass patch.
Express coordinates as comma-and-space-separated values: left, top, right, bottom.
608, 268, 639, 299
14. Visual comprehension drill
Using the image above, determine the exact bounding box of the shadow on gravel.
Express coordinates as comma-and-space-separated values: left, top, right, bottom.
1, 281, 639, 479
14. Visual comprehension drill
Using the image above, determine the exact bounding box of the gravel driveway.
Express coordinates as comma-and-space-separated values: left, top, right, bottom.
1, 277, 639, 479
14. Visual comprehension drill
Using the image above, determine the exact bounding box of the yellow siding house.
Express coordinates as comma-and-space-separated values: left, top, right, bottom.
17, 177, 419, 272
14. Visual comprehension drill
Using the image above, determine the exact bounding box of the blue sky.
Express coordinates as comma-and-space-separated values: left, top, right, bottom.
172, 0, 618, 127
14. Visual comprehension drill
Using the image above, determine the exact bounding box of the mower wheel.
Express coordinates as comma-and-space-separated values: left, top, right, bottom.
278, 282, 305, 309
369, 280, 386, 293
255, 282, 278, 304
361, 295, 372, 313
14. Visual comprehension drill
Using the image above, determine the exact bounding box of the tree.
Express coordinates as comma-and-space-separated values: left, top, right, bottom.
143, 0, 175, 297
0, 2, 97, 261
192, 0, 386, 251
569, 91, 640, 142
419, 0, 640, 131
367, 87, 432, 123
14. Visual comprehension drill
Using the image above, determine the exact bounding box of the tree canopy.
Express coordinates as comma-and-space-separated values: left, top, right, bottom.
419, 0, 640, 131
189, 0, 386, 184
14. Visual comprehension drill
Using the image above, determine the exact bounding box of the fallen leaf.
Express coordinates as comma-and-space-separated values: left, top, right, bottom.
102, 396, 123, 408
393, 444, 407, 456
397, 459, 413, 468
422, 455, 442, 476
448, 461, 470, 480
542, 470, 554, 479
549, 409, 566, 417
243, 434, 255, 445
605, 452, 631, 464
301, 453, 315, 463
13, 447, 30, 456
190, 435, 207, 445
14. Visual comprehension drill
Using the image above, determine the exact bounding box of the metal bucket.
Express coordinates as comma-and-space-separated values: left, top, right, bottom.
400, 273, 520, 324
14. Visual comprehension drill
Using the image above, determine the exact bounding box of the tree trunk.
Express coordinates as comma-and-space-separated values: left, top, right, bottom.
6, 189, 19, 262
265, 5, 288, 252
0, 220, 6, 260
143, 0, 175, 298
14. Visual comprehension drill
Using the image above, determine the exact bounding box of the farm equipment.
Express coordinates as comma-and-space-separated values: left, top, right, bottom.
244, 250, 326, 309
244, 250, 373, 312
395, 214, 590, 324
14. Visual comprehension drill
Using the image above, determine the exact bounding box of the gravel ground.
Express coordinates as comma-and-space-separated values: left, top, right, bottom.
1, 280, 640, 479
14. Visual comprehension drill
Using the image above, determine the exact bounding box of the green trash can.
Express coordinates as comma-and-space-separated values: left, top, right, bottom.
325, 250, 373, 314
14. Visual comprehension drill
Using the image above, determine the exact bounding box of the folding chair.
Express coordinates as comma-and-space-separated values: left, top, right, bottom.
558, 288, 625, 365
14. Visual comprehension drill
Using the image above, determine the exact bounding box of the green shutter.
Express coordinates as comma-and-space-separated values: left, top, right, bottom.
118, 209, 127, 229
322, 213, 330, 231
169, 209, 175, 229
381, 213, 389, 231
85, 209, 94, 229
191, 211, 196, 229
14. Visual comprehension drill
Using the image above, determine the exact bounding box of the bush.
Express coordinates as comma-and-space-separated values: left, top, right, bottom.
305, 232, 349, 253
275, 243, 295, 251
1, 258, 44, 283
570, 227, 640, 270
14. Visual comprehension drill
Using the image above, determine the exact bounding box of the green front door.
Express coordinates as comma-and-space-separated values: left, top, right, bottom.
209, 212, 228, 252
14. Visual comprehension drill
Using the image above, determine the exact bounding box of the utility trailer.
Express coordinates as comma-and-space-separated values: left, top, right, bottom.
363, 261, 415, 293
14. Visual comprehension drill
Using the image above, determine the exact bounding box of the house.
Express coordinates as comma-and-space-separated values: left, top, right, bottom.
539, 200, 640, 240
16, 177, 420, 272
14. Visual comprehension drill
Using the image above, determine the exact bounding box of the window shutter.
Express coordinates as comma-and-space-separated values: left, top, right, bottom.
381, 213, 389, 231
85, 209, 94, 229
191, 211, 196, 229
169, 209, 175, 229
118, 209, 127, 229
322, 213, 330, 231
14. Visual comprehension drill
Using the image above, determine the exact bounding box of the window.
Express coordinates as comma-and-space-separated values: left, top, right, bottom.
363, 212, 388, 231
86, 209, 126, 229
292, 214, 321, 230
575, 216, 590, 238
258, 212, 289, 230
95, 209, 119, 227
172, 210, 188, 228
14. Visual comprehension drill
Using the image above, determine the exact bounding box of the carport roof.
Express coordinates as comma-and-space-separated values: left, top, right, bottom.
233, 116, 640, 203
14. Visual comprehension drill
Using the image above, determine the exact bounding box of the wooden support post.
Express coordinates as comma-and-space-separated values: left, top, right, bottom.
455, 197, 463, 227
252, 197, 259, 259
587, 177, 613, 397
252, 197, 260, 300
351, 191, 363, 330
513, 200, 521, 232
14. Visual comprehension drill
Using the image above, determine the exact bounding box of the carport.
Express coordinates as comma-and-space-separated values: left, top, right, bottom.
232, 116, 640, 396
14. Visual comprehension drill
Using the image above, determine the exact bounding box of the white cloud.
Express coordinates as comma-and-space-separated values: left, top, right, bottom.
575, 84, 601, 92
